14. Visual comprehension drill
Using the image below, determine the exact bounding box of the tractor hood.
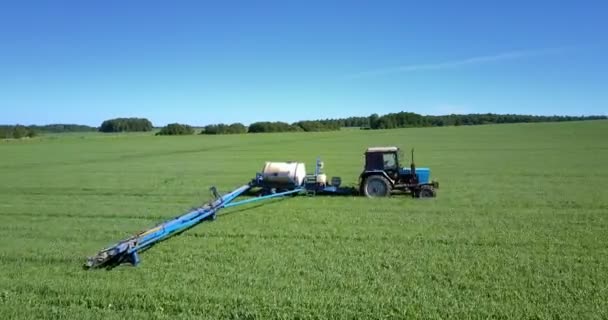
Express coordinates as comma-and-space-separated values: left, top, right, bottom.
400, 167, 431, 184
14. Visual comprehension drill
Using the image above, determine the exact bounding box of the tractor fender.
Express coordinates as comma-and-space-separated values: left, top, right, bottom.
359, 170, 394, 182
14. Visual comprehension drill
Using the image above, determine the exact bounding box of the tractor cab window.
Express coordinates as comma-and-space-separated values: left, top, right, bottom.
383, 153, 397, 170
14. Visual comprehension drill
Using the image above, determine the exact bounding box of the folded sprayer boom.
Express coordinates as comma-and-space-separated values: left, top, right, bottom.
84, 181, 305, 269
85, 184, 246, 269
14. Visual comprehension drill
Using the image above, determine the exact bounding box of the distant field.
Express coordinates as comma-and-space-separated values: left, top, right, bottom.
1, 121, 607, 319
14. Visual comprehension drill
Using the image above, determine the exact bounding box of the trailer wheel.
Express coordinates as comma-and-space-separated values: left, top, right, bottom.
418, 186, 436, 198
363, 175, 391, 197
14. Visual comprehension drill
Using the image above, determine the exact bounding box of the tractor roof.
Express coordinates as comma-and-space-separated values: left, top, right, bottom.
365, 146, 399, 153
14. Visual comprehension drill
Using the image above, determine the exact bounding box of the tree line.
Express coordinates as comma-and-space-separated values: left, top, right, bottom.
201, 123, 247, 134
155, 123, 195, 135
365, 112, 607, 129
31, 124, 97, 133
155, 120, 342, 135
0, 124, 98, 139
3, 112, 605, 138
99, 118, 153, 132
199, 113, 605, 134
200, 121, 342, 134
295, 113, 607, 130
0, 125, 38, 139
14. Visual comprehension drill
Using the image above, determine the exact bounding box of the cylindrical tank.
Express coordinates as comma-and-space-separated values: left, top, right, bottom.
261, 162, 307, 189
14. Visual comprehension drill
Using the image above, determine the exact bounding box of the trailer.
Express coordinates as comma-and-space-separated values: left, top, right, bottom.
84, 148, 438, 270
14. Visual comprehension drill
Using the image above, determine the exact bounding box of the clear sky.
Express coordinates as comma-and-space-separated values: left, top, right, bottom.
1, 0, 606, 126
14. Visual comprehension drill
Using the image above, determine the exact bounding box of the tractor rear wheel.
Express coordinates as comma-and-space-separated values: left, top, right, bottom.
363, 175, 391, 197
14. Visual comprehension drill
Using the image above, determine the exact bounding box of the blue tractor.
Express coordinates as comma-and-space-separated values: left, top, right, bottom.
359, 146, 438, 198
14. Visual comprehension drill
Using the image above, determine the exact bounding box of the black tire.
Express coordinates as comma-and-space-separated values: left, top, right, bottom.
418, 186, 436, 198
363, 175, 391, 197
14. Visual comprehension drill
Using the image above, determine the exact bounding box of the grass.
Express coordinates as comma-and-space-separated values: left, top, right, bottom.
1, 120, 607, 319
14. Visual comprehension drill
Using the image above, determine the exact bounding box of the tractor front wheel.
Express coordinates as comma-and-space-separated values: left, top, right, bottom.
417, 186, 436, 198
363, 175, 391, 197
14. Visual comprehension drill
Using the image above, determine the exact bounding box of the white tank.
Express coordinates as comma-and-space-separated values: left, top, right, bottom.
316, 174, 327, 185
261, 162, 307, 188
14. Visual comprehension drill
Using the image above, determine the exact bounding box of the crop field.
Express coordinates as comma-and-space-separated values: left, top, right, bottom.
1, 121, 607, 319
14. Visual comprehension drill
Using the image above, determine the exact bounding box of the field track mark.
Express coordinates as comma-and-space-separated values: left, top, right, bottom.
0, 254, 78, 265
185, 232, 604, 250
0, 284, 362, 318
0, 210, 171, 221
0, 144, 241, 170
0, 186, 201, 197
4, 231, 128, 243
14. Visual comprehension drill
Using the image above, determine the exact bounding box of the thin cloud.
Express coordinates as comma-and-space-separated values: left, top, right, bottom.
345, 47, 569, 79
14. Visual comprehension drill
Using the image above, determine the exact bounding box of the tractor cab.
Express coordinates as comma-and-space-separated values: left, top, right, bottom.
359, 146, 438, 198
363, 146, 402, 179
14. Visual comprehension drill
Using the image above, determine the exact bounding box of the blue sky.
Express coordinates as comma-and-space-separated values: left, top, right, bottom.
1, 0, 606, 126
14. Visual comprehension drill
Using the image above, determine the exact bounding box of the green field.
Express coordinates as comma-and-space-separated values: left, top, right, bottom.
1, 121, 607, 319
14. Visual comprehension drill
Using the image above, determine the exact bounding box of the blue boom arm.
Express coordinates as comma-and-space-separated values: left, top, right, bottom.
84, 183, 302, 269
